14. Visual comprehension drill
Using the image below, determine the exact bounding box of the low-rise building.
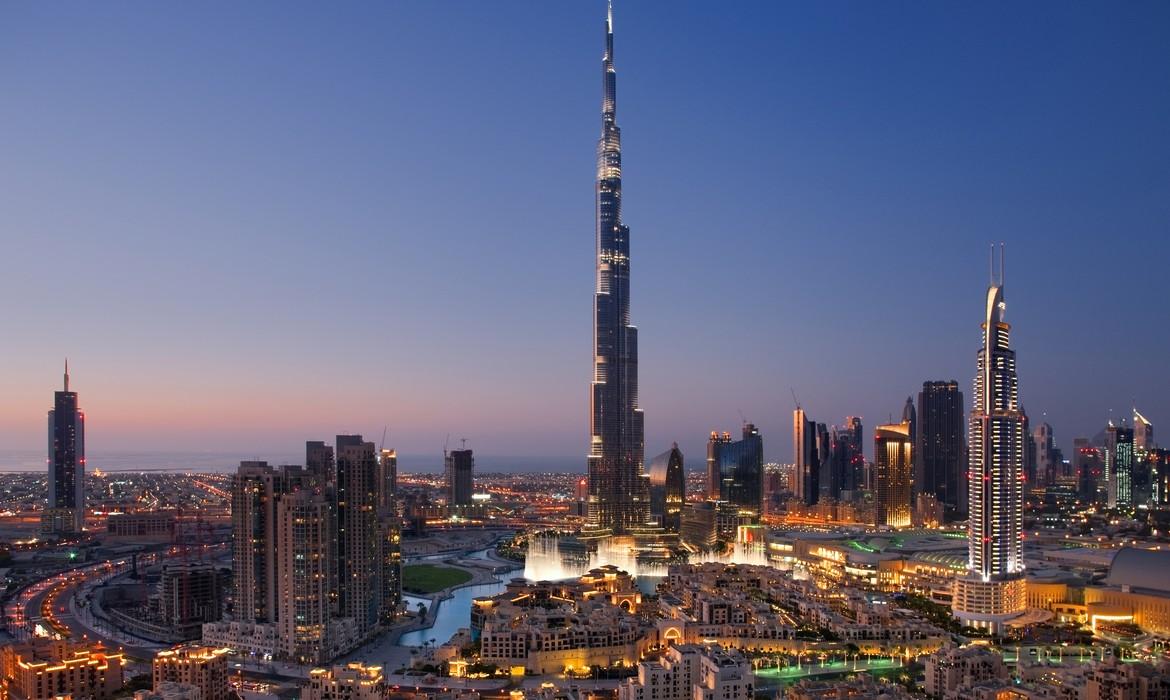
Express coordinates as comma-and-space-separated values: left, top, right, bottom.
923, 645, 1009, 697
152, 645, 230, 700
303, 663, 385, 700
0, 640, 124, 700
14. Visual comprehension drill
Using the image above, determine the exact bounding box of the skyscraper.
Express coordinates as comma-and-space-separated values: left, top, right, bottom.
825, 418, 864, 499
335, 435, 381, 637
1033, 422, 1057, 486
874, 421, 912, 529
587, 3, 647, 535
648, 443, 685, 531
953, 250, 1027, 633
444, 448, 474, 506
708, 424, 764, 515
1105, 424, 1134, 507
1133, 408, 1154, 451
706, 432, 732, 500
915, 381, 965, 521
901, 396, 917, 445
276, 489, 333, 664
793, 408, 819, 506
46, 361, 85, 534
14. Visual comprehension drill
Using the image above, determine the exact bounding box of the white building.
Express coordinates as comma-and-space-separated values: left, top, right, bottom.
618, 645, 751, 700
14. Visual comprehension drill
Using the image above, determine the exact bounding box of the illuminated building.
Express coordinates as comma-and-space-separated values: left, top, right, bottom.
619, 645, 752, 700
1152, 449, 1170, 505
1074, 439, 1104, 503
45, 360, 85, 535
335, 435, 382, 637
648, 443, 685, 531
276, 490, 334, 663
915, 381, 964, 521
1105, 424, 1134, 507
304, 663, 386, 700
706, 432, 731, 499
874, 420, 912, 528
923, 646, 1008, 697
1133, 407, 1154, 452
305, 440, 334, 485
444, 448, 473, 506
586, 1, 647, 536
825, 418, 864, 499
952, 248, 1027, 633
1033, 422, 1058, 486
0, 640, 124, 700
379, 448, 402, 624
793, 408, 819, 506
152, 645, 230, 700
707, 424, 763, 515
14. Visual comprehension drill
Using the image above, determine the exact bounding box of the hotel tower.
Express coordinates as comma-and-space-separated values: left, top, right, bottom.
587, 2, 647, 535
953, 247, 1027, 633
46, 360, 85, 534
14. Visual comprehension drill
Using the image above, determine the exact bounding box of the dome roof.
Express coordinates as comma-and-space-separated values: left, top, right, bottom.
1105, 548, 1170, 594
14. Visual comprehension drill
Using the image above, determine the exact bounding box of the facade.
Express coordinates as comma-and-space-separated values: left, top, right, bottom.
444, 448, 474, 506
152, 646, 230, 700
335, 435, 382, 637
1033, 422, 1057, 486
0, 640, 124, 700
158, 562, 224, 640
45, 361, 85, 534
706, 432, 732, 500
648, 443, 685, 531
923, 645, 1009, 697
1104, 425, 1134, 507
304, 664, 386, 700
587, 3, 647, 536
107, 510, 178, 542
874, 421, 913, 528
305, 440, 334, 484
793, 408, 820, 506
916, 381, 965, 521
707, 424, 763, 514
953, 257, 1028, 633
618, 645, 752, 700
276, 490, 334, 664
825, 418, 864, 500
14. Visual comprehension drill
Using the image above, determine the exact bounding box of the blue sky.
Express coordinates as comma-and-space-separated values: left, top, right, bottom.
1, 1, 1167, 467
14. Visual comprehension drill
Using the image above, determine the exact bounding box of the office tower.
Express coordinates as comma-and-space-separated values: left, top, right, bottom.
306, 440, 334, 484
586, 3, 647, 536
1106, 424, 1135, 507
1021, 407, 1035, 485
334, 435, 382, 637
874, 421, 913, 528
915, 381, 965, 521
793, 408, 820, 506
708, 424, 764, 515
1133, 408, 1154, 451
45, 361, 85, 534
953, 250, 1027, 633
152, 646, 230, 700
275, 490, 334, 664
1073, 439, 1103, 503
1033, 423, 1057, 486
825, 419, 864, 499
1152, 449, 1170, 506
902, 396, 916, 445
444, 448, 474, 506
706, 432, 732, 499
648, 443, 685, 531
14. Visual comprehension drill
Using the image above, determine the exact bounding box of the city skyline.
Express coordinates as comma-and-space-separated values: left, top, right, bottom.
3, 2, 1169, 466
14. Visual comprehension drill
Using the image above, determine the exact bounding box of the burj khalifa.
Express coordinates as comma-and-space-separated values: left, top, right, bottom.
587, 2, 647, 535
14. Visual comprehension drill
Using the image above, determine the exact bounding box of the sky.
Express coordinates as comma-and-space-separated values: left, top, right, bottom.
1, 2, 1168, 471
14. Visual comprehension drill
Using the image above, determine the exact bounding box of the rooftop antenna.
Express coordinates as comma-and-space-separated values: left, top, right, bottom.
64, 358, 70, 392
379, 426, 388, 452
790, 388, 801, 410
989, 243, 995, 286
460, 437, 468, 450
443, 433, 450, 458
737, 409, 746, 426
1000, 242, 1006, 286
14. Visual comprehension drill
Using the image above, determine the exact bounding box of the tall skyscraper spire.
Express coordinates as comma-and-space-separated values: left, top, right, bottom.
64, 358, 69, 392
588, 1, 646, 535
953, 246, 1027, 633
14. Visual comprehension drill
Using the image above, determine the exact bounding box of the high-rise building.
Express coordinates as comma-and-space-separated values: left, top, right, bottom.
231, 461, 280, 624
648, 443, 685, 531
158, 562, 224, 640
707, 425, 764, 515
334, 435, 381, 638
1033, 422, 1057, 486
276, 490, 334, 664
952, 251, 1027, 633
444, 448, 474, 506
586, 4, 647, 536
1073, 438, 1104, 503
45, 361, 85, 534
377, 448, 401, 624
706, 432, 731, 500
901, 396, 917, 445
915, 381, 965, 521
306, 440, 334, 485
825, 419, 864, 499
874, 421, 912, 528
1134, 408, 1154, 451
793, 408, 820, 506
1152, 449, 1170, 506
1106, 424, 1135, 507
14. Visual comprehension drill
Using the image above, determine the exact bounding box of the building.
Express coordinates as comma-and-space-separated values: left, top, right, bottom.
874, 421, 913, 528
158, 562, 224, 640
1084, 658, 1170, 700
445, 448, 474, 506
0, 640, 124, 700
706, 432, 732, 500
707, 424, 763, 515
648, 443, 685, 531
306, 440, 334, 485
923, 645, 1009, 697
794, 408, 820, 506
916, 381, 965, 521
45, 360, 85, 535
1033, 422, 1057, 486
304, 663, 386, 700
586, 3, 647, 536
106, 510, 178, 542
1133, 408, 1154, 452
231, 461, 304, 624
825, 418, 864, 501
135, 682, 204, 700
152, 646, 230, 700
953, 250, 1027, 633
276, 489, 334, 664
618, 645, 752, 700
1073, 439, 1104, 504
1105, 424, 1134, 507
679, 501, 750, 551
1152, 449, 1170, 506
335, 435, 382, 638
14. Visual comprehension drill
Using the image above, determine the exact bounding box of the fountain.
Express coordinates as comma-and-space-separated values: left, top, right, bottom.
522, 532, 771, 581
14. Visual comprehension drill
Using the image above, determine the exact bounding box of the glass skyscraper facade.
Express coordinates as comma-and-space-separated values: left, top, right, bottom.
647, 443, 685, 532
587, 4, 646, 535
915, 381, 965, 521
46, 361, 85, 534
709, 424, 764, 514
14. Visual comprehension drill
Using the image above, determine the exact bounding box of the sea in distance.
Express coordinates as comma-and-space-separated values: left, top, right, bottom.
0, 450, 584, 475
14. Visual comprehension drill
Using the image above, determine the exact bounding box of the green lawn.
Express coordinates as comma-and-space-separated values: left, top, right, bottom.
402, 564, 473, 593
